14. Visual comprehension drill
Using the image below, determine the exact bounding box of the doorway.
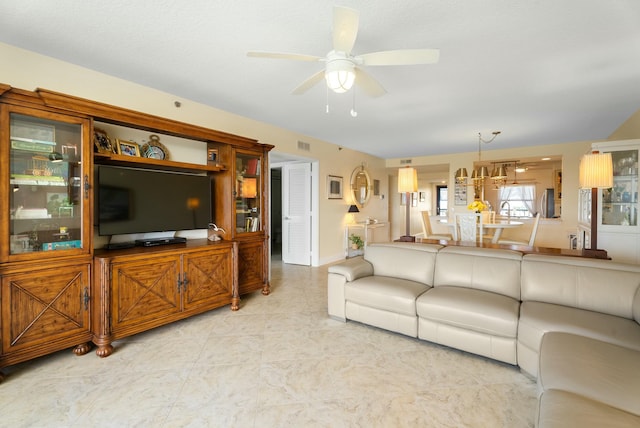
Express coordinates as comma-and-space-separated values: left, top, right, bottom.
269, 153, 318, 267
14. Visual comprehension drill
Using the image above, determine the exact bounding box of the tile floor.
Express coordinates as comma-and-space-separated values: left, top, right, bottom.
0, 260, 537, 427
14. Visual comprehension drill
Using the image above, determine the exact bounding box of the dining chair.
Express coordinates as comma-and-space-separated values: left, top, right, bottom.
454, 212, 483, 242
498, 212, 541, 246
418, 211, 453, 240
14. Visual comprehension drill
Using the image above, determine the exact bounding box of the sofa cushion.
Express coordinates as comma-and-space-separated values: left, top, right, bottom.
364, 243, 441, 286
344, 275, 430, 316
416, 286, 520, 338
538, 332, 640, 417
433, 246, 522, 300
518, 301, 640, 354
537, 389, 640, 428
522, 254, 640, 319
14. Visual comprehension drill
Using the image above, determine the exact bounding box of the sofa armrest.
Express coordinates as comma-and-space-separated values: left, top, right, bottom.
328, 257, 374, 282
327, 257, 373, 322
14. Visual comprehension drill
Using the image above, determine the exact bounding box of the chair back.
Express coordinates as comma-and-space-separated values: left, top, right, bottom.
527, 212, 541, 246
455, 213, 483, 242
420, 211, 434, 236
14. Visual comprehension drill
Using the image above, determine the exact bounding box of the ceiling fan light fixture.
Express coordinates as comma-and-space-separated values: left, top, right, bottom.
325, 58, 355, 93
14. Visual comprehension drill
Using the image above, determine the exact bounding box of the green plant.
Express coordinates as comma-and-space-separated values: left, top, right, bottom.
349, 233, 364, 249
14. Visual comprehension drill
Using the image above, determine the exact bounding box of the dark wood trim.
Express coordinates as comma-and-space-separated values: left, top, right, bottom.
415, 238, 612, 260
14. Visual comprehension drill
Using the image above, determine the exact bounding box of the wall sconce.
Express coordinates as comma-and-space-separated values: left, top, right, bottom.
579, 150, 613, 258
398, 166, 418, 241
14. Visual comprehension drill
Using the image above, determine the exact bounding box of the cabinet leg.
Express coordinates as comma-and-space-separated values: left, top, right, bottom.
231, 297, 240, 311
0, 371, 4, 383
261, 282, 270, 296
93, 335, 114, 358
73, 342, 92, 356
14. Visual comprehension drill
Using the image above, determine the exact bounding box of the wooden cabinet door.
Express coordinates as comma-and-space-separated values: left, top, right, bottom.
237, 238, 266, 295
182, 248, 233, 312
110, 254, 181, 332
1, 263, 91, 354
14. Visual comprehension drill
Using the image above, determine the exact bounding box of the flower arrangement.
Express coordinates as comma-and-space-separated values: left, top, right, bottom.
467, 200, 487, 213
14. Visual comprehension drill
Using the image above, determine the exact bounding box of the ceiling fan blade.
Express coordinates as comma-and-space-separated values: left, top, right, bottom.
358, 49, 440, 66
291, 70, 325, 95
354, 68, 386, 97
332, 6, 359, 54
247, 51, 322, 62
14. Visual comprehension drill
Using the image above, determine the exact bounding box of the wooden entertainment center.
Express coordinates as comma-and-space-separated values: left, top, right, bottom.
0, 84, 273, 379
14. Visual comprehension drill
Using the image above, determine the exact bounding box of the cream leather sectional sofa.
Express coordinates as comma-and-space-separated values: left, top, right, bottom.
327, 243, 640, 427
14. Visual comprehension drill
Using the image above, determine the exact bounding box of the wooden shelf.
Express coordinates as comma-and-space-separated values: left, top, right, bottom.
94, 152, 225, 173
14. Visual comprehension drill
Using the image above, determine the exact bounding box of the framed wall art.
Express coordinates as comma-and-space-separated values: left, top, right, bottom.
327, 175, 343, 199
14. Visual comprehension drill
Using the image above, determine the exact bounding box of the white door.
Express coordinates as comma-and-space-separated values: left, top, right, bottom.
282, 162, 312, 265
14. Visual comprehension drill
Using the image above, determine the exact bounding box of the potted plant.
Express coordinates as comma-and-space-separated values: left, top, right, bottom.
349, 234, 364, 250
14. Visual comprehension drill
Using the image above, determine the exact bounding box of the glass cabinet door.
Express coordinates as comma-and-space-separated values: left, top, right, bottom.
601, 149, 638, 227
8, 111, 87, 256
235, 151, 261, 234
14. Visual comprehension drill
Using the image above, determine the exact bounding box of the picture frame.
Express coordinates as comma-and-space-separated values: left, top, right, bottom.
327, 175, 343, 199
454, 180, 467, 205
94, 128, 115, 154
207, 148, 219, 163
412, 192, 418, 207
373, 179, 380, 196
419, 191, 426, 202
116, 139, 140, 157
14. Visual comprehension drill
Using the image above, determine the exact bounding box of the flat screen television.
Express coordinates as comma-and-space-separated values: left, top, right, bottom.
96, 165, 212, 236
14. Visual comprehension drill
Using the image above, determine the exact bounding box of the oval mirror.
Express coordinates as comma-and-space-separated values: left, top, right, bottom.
351, 165, 372, 208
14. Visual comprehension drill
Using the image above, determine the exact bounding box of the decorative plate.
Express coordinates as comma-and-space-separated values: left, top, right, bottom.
141, 134, 170, 160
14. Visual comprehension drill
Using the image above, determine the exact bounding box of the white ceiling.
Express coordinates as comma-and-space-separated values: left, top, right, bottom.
2, 1, 640, 159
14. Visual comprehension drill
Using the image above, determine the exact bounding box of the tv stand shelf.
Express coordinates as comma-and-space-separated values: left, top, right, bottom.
94, 152, 225, 173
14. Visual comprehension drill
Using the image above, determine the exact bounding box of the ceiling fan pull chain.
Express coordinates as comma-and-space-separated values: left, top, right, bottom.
350, 86, 358, 117
326, 85, 330, 113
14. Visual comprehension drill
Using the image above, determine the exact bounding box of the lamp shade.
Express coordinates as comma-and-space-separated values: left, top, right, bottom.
492, 166, 507, 180
580, 152, 613, 189
347, 204, 360, 213
398, 167, 418, 193
455, 168, 468, 181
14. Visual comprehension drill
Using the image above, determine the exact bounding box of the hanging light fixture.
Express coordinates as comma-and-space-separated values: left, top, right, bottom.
455, 168, 468, 182
325, 57, 356, 93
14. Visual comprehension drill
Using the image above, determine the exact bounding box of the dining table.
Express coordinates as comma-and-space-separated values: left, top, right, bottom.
439, 218, 524, 244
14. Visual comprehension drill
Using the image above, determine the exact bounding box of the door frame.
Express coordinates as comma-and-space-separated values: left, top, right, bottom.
269, 152, 319, 268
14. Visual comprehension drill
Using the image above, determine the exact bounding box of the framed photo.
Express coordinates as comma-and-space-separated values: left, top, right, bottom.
327, 175, 343, 199
116, 139, 140, 157
412, 192, 418, 207
419, 191, 426, 202
94, 128, 115, 154
454, 181, 467, 205
373, 179, 380, 196
207, 148, 219, 163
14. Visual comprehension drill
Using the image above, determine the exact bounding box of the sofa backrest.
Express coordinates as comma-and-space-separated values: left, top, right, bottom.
364, 243, 441, 286
433, 246, 523, 300
521, 254, 640, 320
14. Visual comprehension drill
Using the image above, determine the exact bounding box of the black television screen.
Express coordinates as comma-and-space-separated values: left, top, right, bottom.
96, 165, 211, 236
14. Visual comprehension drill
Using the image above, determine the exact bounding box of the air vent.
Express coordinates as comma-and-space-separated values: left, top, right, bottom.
297, 141, 311, 151
400, 159, 412, 165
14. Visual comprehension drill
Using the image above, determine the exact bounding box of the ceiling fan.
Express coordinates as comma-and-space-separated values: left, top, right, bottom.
247, 6, 439, 97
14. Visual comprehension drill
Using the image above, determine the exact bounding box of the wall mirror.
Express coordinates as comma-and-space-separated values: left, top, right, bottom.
351, 164, 372, 208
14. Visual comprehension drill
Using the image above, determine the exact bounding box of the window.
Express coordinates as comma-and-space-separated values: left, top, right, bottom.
498, 185, 535, 218
436, 185, 448, 216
